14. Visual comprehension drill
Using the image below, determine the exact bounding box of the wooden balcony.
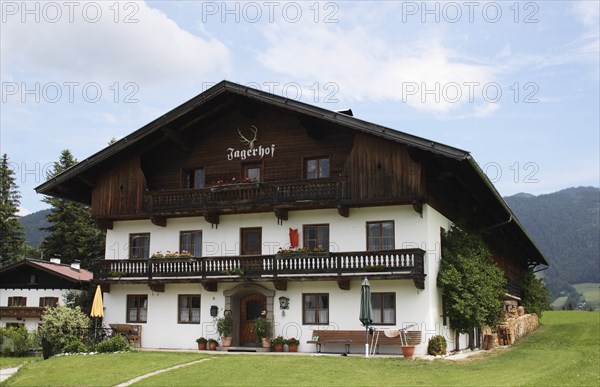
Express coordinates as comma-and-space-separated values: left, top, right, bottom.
0, 306, 44, 319
96, 249, 426, 291
145, 178, 347, 215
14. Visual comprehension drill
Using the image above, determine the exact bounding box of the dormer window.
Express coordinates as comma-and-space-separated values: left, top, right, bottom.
305, 157, 330, 179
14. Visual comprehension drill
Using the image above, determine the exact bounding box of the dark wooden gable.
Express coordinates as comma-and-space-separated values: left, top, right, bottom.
0, 264, 86, 290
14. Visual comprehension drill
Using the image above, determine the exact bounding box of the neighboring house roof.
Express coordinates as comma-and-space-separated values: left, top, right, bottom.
34, 80, 548, 267
0, 259, 93, 285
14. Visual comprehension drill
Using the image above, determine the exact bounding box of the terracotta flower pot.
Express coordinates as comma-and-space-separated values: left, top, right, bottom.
261, 338, 270, 348
222, 336, 232, 347
197, 342, 207, 350
208, 341, 218, 350
273, 343, 284, 352
288, 344, 299, 352
401, 345, 415, 359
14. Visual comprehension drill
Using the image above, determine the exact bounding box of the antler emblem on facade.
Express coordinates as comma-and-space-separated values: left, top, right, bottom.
237, 126, 258, 149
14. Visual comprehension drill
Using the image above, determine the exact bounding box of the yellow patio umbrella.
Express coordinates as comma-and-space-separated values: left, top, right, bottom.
90, 285, 104, 318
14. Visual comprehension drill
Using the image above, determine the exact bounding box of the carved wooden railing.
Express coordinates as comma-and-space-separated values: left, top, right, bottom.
146, 178, 347, 212
0, 306, 45, 319
97, 249, 425, 281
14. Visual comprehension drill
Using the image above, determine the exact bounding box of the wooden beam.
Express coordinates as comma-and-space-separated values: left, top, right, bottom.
274, 208, 288, 222
337, 279, 350, 290
204, 213, 220, 228
273, 280, 287, 291
162, 127, 192, 152
151, 216, 167, 227
337, 204, 349, 218
413, 277, 425, 290
412, 200, 423, 217
149, 283, 165, 292
202, 282, 218, 292
95, 219, 113, 230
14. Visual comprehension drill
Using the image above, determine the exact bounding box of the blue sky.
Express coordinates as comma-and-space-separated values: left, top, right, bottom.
1, 1, 598, 215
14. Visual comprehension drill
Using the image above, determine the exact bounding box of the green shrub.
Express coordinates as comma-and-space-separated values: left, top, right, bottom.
427, 335, 447, 356
95, 335, 131, 353
63, 338, 88, 353
0, 326, 32, 357
38, 305, 90, 359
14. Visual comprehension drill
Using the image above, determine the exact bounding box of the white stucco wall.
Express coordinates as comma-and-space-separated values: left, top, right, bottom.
102, 204, 461, 353
0, 288, 75, 330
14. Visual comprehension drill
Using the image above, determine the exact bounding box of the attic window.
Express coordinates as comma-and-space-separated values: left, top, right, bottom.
305, 157, 330, 179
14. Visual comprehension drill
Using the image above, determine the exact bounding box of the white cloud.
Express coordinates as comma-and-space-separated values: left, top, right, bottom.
17, 207, 31, 216
0, 1, 232, 84
573, 1, 600, 27
256, 23, 499, 115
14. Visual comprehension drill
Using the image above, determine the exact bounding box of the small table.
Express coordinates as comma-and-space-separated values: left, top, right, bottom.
109, 324, 142, 348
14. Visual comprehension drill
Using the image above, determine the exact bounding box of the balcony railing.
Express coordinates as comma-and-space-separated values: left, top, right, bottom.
0, 306, 44, 319
97, 249, 425, 283
145, 178, 347, 213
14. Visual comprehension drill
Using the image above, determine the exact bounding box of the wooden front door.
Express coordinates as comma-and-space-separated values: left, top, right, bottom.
239, 294, 266, 346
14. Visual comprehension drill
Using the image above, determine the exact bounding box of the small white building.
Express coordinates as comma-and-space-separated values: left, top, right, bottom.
0, 259, 93, 330
36, 81, 547, 354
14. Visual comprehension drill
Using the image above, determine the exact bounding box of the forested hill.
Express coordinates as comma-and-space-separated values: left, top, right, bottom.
18, 209, 50, 248
504, 186, 600, 298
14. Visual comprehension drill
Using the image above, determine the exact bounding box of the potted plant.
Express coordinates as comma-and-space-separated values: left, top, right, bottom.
401, 331, 415, 359
252, 317, 272, 348
286, 337, 300, 352
216, 316, 234, 347
196, 337, 207, 350
208, 338, 218, 350
271, 336, 285, 352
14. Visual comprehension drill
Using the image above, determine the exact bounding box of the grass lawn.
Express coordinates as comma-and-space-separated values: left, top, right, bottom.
2, 311, 598, 386
0, 357, 40, 369
573, 283, 600, 310
551, 296, 568, 309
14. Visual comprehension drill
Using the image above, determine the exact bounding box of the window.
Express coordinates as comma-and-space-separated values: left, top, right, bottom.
7, 297, 26, 306
5, 323, 25, 329
303, 224, 329, 250
180, 231, 202, 257
243, 163, 261, 182
305, 157, 330, 179
39, 297, 59, 307
184, 168, 205, 189
241, 227, 262, 255
303, 294, 329, 324
371, 293, 396, 325
129, 233, 150, 259
127, 295, 148, 323
367, 221, 395, 251
178, 295, 201, 324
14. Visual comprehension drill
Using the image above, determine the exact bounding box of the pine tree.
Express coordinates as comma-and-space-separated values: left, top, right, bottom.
41, 150, 105, 269
0, 153, 26, 266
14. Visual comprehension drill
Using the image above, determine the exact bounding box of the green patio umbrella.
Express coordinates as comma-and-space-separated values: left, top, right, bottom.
359, 277, 373, 357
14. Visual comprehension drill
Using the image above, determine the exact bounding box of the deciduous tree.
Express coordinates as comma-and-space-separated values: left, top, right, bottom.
437, 226, 507, 334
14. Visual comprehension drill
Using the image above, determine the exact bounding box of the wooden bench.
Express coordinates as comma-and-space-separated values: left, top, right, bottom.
307, 329, 422, 354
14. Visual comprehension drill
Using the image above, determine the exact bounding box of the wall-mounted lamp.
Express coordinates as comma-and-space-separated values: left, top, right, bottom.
279, 296, 290, 316
210, 305, 218, 317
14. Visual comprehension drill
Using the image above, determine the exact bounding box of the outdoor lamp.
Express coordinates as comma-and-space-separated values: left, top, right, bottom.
279, 296, 290, 316
210, 305, 218, 317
